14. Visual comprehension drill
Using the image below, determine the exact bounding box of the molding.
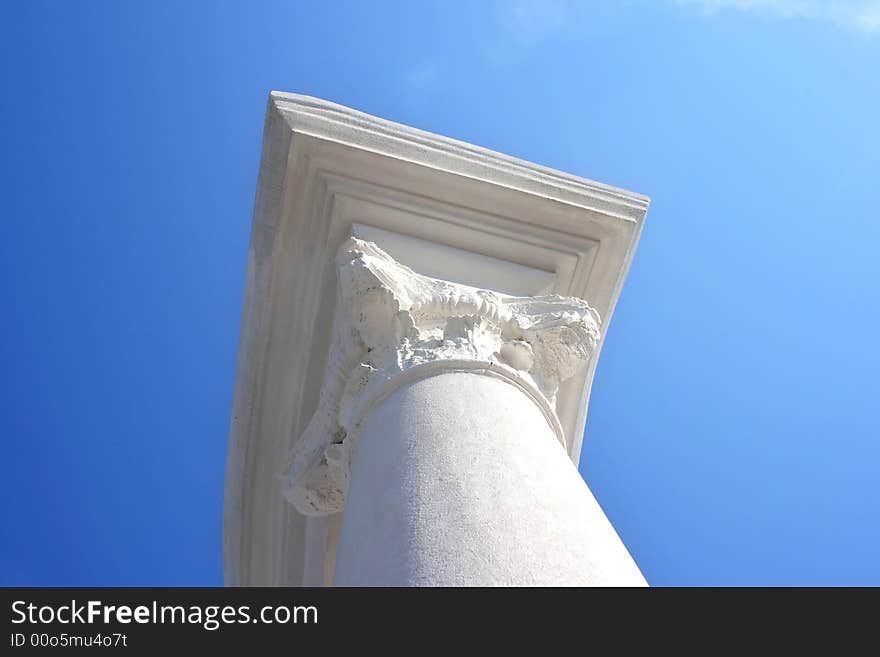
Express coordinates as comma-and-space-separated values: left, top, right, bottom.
284, 239, 600, 516
270, 93, 649, 222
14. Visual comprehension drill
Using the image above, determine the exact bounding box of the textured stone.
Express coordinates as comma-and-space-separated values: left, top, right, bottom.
284, 238, 601, 517
334, 372, 646, 586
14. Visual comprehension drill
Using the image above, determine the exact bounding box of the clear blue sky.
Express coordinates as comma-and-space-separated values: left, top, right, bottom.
2, 1, 878, 586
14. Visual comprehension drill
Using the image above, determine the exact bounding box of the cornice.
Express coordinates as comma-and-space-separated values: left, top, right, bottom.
270, 92, 649, 223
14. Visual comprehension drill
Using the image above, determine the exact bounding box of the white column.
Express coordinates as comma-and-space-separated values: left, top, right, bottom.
284, 238, 645, 586
334, 371, 645, 586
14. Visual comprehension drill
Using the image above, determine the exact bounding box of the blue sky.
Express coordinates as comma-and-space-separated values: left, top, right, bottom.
2, 1, 878, 586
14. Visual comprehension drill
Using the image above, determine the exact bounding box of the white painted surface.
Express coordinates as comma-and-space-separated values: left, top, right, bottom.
351, 223, 555, 296
334, 372, 646, 586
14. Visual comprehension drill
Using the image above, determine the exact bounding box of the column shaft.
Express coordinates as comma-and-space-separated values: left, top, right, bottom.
333, 371, 646, 586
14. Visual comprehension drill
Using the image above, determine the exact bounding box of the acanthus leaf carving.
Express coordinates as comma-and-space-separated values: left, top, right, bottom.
283, 238, 601, 516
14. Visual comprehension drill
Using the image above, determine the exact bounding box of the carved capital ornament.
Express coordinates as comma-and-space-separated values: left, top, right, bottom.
284, 238, 602, 516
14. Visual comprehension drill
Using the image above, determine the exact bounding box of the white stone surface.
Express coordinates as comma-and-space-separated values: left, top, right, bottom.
334, 371, 646, 586
284, 238, 601, 517
224, 93, 650, 586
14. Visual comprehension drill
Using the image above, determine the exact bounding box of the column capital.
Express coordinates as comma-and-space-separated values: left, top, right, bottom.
284, 238, 601, 516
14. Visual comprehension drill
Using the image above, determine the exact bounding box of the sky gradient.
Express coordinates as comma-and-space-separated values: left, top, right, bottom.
2, 0, 879, 586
